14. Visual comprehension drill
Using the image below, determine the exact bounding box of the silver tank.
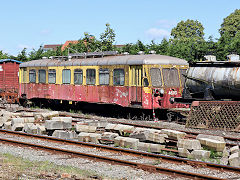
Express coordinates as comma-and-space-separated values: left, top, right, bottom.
185, 62, 240, 99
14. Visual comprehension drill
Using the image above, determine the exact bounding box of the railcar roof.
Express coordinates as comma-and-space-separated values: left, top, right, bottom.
19, 54, 188, 68
0, 59, 22, 64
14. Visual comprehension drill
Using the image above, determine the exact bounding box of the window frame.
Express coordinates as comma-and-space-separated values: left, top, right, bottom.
162, 68, 180, 87
62, 69, 71, 84
113, 68, 125, 86
48, 69, 56, 84
38, 69, 46, 84
74, 69, 83, 85
29, 69, 36, 83
86, 69, 96, 85
99, 68, 110, 85
150, 68, 162, 87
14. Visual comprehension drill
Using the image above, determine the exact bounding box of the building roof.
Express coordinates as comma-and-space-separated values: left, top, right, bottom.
20, 54, 188, 67
0, 59, 22, 64
43, 44, 62, 51
61, 40, 79, 51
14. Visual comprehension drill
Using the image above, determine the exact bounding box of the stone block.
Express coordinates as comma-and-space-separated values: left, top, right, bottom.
177, 139, 202, 150
114, 136, 126, 147
138, 142, 151, 152
39, 111, 59, 120
12, 123, 24, 131
11, 117, 35, 125
105, 123, 118, 131
148, 133, 168, 143
87, 120, 108, 128
129, 128, 150, 141
89, 133, 102, 144
124, 137, 139, 149
3, 121, 11, 130
52, 130, 77, 140
101, 132, 119, 141
51, 117, 72, 123
230, 146, 239, 155
75, 124, 96, 133
36, 124, 47, 135
113, 124, 135, 135
161, 129, 186, 140
149, 144, 165, 153
45, 120, 72, 130
23, 123, 38, 134
191, 150, 210, 160
229, 152, 240, 167
196, 134, 225, 142
78, 132, 91, 142
198, 138, 226, 152
178, 148, 191, 158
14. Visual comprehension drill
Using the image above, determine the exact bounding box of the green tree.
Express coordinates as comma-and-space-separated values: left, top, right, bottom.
100, 23, 116, 51
171, 19, 205, 41
0, 50, 9, 59
28, 46, 44, 60
17, 48, 28, 62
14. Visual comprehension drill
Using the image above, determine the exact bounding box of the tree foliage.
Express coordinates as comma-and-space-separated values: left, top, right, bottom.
100, 23, 116, 51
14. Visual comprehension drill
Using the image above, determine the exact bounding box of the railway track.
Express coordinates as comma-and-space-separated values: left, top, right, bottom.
0, 129, 239, 180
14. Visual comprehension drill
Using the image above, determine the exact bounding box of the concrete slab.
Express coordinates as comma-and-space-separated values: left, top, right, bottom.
114, 136, 126, 147
149, 144, 165, 153
45, 120, 72, 130
161, 129, 186, 140
148, 133, 168, 144
12, 123, 24, 131
196, 134, 225, 142
230, 146, 239, 155
177, 139, 202, 150
113, 124, 135, 136
75, 124, 97, 133
36, 124, 47, 135
3, 121, 11, 130
198, 138, 226, 152
87, 120, 108, 128
23, 123, 38, 134
78, 132, 91, 142
229, 152, 240, 167
89, 133, 102, 144
105, 123, 118, 132
51, 117, 72, 123
52, 130, 77, 140
178, 148, 191, 158
124, 137, 139, 149
191, 150, 210, 160
11, 117, 35, 125
138, 142, 151, 152
101, 132, 119, 141
38, 111, 59, 120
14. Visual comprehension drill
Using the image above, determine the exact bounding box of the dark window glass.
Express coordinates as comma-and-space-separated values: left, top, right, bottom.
29, 69, 36, 83
180, 69, 187, 87
38, 69, 46, 83
162, 68, 180, 87
48, 69, 56, 84
150, 68, 162, 87
74, 69, 83, 85
113, 69, 125, 86
86, 69, 96, 85
99, 69, 109, 85
62, 69, 71, 84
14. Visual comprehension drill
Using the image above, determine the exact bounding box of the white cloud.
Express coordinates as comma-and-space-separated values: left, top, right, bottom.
145, 28, 170, 39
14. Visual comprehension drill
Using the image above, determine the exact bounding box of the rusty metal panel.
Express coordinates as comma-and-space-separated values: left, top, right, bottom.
186, 101, 240, 131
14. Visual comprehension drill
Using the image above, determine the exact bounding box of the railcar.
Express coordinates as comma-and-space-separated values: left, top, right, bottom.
19, 52, 188, 112
0, 59, 22, 103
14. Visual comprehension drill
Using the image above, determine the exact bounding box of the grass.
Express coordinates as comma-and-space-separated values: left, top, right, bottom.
0, 153, 104, 179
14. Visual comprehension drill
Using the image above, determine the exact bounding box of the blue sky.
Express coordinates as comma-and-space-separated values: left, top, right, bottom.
0, 0, 239, 55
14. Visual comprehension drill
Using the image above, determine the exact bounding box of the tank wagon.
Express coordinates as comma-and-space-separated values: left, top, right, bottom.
0, 59, 22, 103
19, 52, 188, 113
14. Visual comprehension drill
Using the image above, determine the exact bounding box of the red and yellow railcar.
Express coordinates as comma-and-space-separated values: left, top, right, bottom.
19, 53, 188, 110
0, 59, 22, 103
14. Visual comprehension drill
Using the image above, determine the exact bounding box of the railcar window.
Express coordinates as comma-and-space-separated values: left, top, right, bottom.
74, 69, 83, 85
99, 69, 109, 85
23, 68, 27, 83
86, 69, 96, 85
180, 69, 187, 87
29, 69, 36, 83
150, 68, 162, 87
38, 69, 46, 83
162, 68, 180, 87
113, 69, 125, 86
62, 69, 71, 84
48, 69, 56, 84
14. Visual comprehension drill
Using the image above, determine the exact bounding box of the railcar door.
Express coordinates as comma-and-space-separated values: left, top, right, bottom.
129, 65, 142, 106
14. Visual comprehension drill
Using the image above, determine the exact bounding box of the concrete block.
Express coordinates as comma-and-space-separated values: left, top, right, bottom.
220, 157, 228, 165
3, 121, 11, 130
45, 120, 72, 130
229, 152, 240, 167
149, 144, 165, 153
138, 142, 151, 152
51, 117, 72, 123
222, 147, 230, 158
178, 148, 191, 158
11, 112, 21, 117
21, 112, 34, 117
36, 124, 47, 135
161, 129, 186, 140
0, 116, 11, 127
198, 138, 226, 152
23, 123, 38, 134
101, 132, 119, 141
124, 137, 139, 149
38, 111, 59, 120
114, 136, 126, 147
196, 134, 225, 142
89, 133, 101, 144
34, 114, 44, 122
12, 123, 24, 131
52, 130, 77, 140
177, 139, 202, 150
191, 150, 210, 160
113, 124, 135, 135
87, 120, 108, 128
75, 124, 96, 133
11, 117, 35, 125
105, 123, 118, 131
230, 146, 239, 155
78, 132, 91, 142
148, 133, 168, 144
129, 128, 150, 141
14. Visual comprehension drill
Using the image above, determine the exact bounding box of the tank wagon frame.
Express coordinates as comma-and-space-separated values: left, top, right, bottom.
19, 53, 188, 113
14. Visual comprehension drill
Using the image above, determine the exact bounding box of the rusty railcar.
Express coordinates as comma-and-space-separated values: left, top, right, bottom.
0, 59, 22, 103
19, 53, 188, 111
